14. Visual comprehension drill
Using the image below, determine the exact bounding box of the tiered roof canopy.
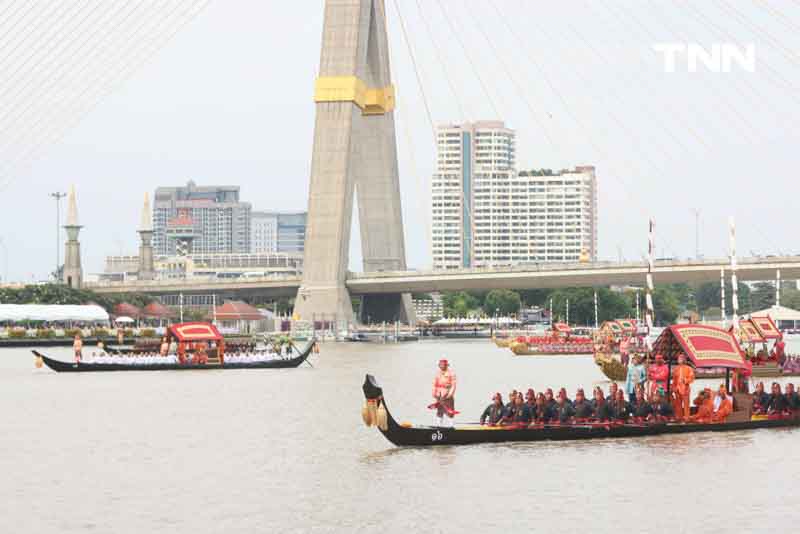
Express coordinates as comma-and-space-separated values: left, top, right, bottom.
652, 324, 746, 369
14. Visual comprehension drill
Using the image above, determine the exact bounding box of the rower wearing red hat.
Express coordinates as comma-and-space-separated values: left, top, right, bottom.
431, 359, 457, 427
647, 354, 669, 400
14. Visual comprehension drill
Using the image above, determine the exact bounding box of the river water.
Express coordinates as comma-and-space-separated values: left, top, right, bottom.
3, 339, 800, 533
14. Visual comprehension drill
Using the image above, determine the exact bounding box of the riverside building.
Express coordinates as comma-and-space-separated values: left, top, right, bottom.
431, 121, 597, 269
251, 211, 307, 254
153, 181, 252, 256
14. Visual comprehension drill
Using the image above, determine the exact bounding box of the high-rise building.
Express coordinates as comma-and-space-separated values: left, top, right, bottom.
431, 122, 598, 269
251, 211, 307, 254
509, 167, 598, 263
431, 121, 516, 269
152, 181, 251, 256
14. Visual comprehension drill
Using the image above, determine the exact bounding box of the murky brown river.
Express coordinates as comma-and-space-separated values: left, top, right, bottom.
2, 339, 800, 532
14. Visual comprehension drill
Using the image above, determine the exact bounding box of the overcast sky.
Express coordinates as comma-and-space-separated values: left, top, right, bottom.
0, 0, 798, 282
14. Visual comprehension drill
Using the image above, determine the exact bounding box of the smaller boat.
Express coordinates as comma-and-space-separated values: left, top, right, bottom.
34, 322, 315, 373
509, 323, 594, 355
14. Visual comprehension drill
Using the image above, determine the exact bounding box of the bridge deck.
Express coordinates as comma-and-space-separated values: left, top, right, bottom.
85, 256, 800, 297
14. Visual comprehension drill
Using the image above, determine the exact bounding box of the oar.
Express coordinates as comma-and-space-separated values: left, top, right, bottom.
427, 399, 460, 417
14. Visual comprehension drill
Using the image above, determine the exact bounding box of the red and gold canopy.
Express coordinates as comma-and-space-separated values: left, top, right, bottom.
652, 324, 746, 369
552, 322, 572, 334
169, 322, 222, 342
736, 319, 766, 343
616, 318, 637, 334
600, 321, 623, 334
750, 315, 782, 340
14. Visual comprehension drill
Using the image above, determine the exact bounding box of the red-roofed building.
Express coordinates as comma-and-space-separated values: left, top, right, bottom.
210, 300, 267, 333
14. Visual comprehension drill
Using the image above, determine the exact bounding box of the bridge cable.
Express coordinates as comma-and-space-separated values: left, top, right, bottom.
386, 3, 433, 264
752, 0, 800, 35
0, 0, 210, 193
599, 1, 760, 147
434, 0, 502, 120
495, 0, 687, 259
413, 0, 466, 122
0, 2, 144, 147
563, 7, 709, 158
722, 0, 800, 65
0, 0, 187, 186
682, 0, 800, 106
646, 0, 797, 126
390, 0, 436, 140
462, 1, 558, 156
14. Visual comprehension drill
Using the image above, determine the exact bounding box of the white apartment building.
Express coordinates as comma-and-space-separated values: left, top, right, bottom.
431, 121, 516, 269
431, 121, 597, 269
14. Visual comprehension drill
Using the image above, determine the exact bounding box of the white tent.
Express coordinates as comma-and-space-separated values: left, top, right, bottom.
748, 305, 800, 322
0, 304, 110, 323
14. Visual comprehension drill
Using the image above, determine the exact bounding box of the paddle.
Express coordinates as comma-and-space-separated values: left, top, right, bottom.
427, 398, 460, 417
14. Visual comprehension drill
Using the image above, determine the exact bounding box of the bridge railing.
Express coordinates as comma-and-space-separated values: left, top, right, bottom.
346, 255, 800, 279
85, 274, 302, 288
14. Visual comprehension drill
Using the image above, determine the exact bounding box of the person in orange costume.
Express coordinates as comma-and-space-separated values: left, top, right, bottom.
689, 388, 714, 423
671, 353, 695, 420
712, 385, 733, 423
647, 354, 669, 399
431, 359, 457, 427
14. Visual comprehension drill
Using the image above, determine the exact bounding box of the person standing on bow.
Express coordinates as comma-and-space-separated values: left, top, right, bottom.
72, 334, 83, 363
431, 359, 457, 427
671, 353, 695, 421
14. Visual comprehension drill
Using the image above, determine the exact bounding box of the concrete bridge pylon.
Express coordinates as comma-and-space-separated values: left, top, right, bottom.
295, 0, 415, 325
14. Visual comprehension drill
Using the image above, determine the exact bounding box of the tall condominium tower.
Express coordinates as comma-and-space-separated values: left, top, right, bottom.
431, 121, 516, 269
431, 122, 597, 269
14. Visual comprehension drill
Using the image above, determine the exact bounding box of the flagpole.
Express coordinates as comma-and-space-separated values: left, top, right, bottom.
729, 217, 739, 336
720, 268, 726, 328
593, 290, 598, 329
645, 219, 655, 351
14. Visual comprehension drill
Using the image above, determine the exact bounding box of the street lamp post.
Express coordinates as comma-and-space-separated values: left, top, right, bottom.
50, 192, 66, 280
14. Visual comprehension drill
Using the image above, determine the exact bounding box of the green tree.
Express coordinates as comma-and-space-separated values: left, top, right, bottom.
750, 281, 776, 311
442, 291, 481, 317
653, 287, 680, 325
483, 289, 521, 316
518, 289, 551, 307
694, 281, 753, 315
546, 287, 633, 326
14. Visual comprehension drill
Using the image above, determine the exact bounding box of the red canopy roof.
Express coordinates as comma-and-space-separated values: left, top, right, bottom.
600, 320, 623, 333
113, 302, 142, 318
169, 322, 222, 342
213, 300, 263, 321
750, 315, 782, 340
552, 322, 572, 334
616, 319, 637, 334
735, 319, 766, 343
142, 301, 175, 319
652, 324, 746, 369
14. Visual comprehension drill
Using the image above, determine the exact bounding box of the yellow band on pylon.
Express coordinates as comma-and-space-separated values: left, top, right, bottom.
314, 76, 395, 115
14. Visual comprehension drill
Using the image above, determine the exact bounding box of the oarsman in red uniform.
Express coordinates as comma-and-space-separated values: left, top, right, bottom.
671, 353, 695, 421
431, 359, 457, 427
647, 354, 669, 400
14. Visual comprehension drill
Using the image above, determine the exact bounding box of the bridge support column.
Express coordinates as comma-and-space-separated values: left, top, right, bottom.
294, 0, 415, 326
